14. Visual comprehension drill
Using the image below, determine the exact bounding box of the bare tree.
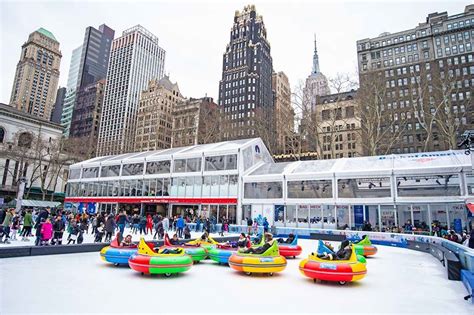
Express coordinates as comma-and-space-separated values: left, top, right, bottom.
197, 102, 222, 145
357, 71, 408, 156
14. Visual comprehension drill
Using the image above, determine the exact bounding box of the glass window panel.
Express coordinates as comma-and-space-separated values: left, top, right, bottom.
225, 154, 238, 170
69, 168, 81, 179
193, 176, 202, 197
136, 179, 143, 196
380, 206, 397, 232
205, 156, 225, 171
412, 205, 430, 234
338, 177, 391, 198
186, 158, 202, 172
336, 205, 350, 230
163, 178, 170, 196
112, 181, 120, 196
219, 175, 229, 196
177, 178, 186, 197
466, 172, 474, 195
287, 180, 332, 198
82, 167, 99, 178
185, 177, 194, 197
202, 176, 211, 197
448, 204, 468, 232
146, 160, 171, 174
219, 205, 228, 223
229, 175, 238, 196
244, 182, 283, 199
397, 205, 412, 232
170, 178, 179, 196
286, 205, 297, 227
173, 159, 186, 172
298, 205, 309, 227
228, 205, 237, 224
242, 205, 251, 223
396, 174, 461, 197
121, 163, 144, 176
322, 205, 336, 229
211, 176, 220, 196
155, 179, 163, 196
101, 165, 120, 177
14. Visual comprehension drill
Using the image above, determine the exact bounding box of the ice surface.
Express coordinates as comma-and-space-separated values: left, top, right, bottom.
1, 239, 472, 314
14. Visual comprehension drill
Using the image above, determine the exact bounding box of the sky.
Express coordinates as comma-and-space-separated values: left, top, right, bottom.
0, 0, 471, 103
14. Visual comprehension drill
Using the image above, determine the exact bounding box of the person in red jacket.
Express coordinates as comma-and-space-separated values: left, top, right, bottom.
146, 214, 153, 235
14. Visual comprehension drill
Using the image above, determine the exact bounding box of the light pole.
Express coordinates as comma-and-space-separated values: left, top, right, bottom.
16, 177, 27, 213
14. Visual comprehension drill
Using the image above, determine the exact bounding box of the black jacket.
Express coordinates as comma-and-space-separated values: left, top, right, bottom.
35, 210, 49, 228
53, 220, 65, 232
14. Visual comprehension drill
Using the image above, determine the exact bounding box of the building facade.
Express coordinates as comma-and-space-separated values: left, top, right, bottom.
135, 76, 183, 152
10, 28, 62, 120
271, 71, 294, 155
97, 25, 166, 156
50, 87, 66, 124
69, 80, 105, 158
357, 5, 474, 155
218, 5, 274, 142
0, 103, 68, 201
172, 97, 219, 148
61, 24, 114, 137
314, 90, 363, 159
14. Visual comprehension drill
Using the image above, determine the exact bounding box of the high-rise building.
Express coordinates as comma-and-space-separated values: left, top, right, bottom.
303, 36, 330, 111
356, 4, 474, 155
97, 25, 165, 156
135, 76, 183, 152
271, 71, 294, 154
61, 24, 114, 136
10, 28, 62, 120
218, 5, 273, 141
314, 90, 363, 159
69, 80, 105, 158
60, 45, 82, 136
172, 97, 219, 148
50, 87, 66, 124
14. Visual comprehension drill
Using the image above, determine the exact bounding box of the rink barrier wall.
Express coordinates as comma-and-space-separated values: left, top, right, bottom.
0, 236, 239, 259
226, 224, 474, 272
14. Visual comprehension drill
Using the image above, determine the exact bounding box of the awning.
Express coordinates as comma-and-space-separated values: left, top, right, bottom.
5, 199, 61, 208
467, 203, 474, 214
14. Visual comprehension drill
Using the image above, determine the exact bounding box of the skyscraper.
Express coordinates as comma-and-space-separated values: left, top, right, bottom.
61, 24, 114, 136
50, 87, 66, 124
10, 28, 62, 120
303, 35, 330, 111
218, 5, 273, 141
97, 25, 166, 156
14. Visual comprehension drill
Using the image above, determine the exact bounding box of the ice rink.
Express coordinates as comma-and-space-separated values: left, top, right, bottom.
1, 238, 472, 314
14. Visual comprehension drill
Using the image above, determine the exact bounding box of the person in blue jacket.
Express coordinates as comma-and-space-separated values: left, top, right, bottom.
176, 215, 185, 238
263, 217, 269, 233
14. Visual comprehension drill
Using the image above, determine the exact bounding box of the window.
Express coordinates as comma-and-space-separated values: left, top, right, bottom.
287, 180, 333, 198
338, 177, 391, 198
0, 127, 4, 143
18, 132, 33, 148
121, 163, 144, 176
69, 168, 81, 180
174, 158, 202, 173
82, 167, 99, 179
146, 160, 170, 174
396, 174, 461, 197
244, 182, 283, 199
101, 165, 120, 177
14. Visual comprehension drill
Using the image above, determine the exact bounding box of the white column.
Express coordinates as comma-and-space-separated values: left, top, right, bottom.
320, 204, 324, 229
334, 204, 338, 229
427, 204, 432, 235
446, 204, 450, 229
296, 204, 299, 228
348, 204, 352, 229
377, 204, 382, 231
410, 204, 414, 234
394, 205, 398, 227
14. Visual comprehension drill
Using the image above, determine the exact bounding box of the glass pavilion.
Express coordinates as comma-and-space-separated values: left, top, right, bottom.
66, 138, 474, 233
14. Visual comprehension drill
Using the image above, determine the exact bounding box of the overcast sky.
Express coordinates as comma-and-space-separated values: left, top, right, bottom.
0, 0, 471, 103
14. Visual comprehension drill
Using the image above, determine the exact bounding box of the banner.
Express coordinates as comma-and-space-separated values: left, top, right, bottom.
353, 205, 364, 227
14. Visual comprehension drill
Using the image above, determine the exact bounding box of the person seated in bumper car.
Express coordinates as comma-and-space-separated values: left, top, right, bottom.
170, 233, 181, 245
121, 234, 133, 247
277, 233, 295, 244
237, 233, 248, 248
240, 233, 273, 255
317, 240, 351, 261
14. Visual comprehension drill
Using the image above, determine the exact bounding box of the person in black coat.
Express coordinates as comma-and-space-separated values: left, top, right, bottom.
469, 229, 474, 249
35, 208, 50, 229
51, 215, 65, 245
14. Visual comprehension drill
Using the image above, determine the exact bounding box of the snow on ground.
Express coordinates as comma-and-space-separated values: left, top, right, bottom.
1, 238, 472, 314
